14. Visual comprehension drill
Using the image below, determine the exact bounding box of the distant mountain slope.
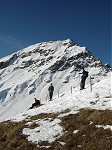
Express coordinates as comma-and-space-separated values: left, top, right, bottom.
0, 39, 111, 121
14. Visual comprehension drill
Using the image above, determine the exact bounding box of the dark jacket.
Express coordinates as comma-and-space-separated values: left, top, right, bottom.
82, 70, 88, 78
48, 85, 54, 93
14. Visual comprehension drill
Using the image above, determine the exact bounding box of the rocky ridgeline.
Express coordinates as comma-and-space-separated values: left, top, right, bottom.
0, 39, 111, 73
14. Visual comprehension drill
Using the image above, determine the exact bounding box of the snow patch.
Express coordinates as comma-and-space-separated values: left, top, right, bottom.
96, 125, 112, 130
23, 118, 63, 143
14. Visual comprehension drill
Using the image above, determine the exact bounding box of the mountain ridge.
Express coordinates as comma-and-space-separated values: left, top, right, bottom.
0, 39, 111, 149
0, 39, 111, 122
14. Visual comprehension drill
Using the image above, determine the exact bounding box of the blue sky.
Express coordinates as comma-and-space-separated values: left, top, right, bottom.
0, 0, 111, 65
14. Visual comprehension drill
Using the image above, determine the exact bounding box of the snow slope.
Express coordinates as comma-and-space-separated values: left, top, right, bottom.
0, 39, 111, 122
11, 74, 112, 145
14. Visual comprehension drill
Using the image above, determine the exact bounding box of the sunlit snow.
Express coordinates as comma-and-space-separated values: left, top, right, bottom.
0, 39, 111, 145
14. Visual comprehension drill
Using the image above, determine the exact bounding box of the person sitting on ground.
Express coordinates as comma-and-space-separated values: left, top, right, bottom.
29, 98, 40, 109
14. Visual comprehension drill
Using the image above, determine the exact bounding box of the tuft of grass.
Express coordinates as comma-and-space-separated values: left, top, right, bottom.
86, 109, 112, 125
28, 122, 39, 129
29, 113, 59, 121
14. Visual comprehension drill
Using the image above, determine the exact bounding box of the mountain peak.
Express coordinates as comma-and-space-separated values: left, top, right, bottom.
0, 39, 111, 121
0, 39, 111, 149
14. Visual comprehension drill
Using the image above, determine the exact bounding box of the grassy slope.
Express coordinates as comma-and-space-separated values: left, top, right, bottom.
0, 109, 112, 150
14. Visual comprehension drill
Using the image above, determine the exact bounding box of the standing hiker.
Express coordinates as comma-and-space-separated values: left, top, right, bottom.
80, 67, 88, 90
48, 83, 54, 101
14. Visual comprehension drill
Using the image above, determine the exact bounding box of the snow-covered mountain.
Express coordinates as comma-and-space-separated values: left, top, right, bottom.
0, 39, 111, 122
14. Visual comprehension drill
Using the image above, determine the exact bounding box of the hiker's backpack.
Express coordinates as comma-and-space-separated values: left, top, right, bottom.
48, 85, 54, 93
83, 70, 88, 78
84, 71, 88, 78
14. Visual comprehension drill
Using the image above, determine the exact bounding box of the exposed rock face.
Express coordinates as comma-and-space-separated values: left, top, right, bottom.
0, 54, 18, 69
0, 39, 111, 73
1, 39, 111, 74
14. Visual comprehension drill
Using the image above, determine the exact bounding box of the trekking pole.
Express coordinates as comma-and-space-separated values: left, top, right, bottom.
34, 107, 38, 115
90, 76, 92, 92
78, 74, 80, 90
79, 75, 82, 94
46, 94, 48, 101
58, 90, 59, 98
71, 86, 72, 94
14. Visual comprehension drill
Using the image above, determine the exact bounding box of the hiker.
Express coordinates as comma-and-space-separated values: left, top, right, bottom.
48, 83, 54, 101
29, 98, 40, 109
80, 67, 88, 90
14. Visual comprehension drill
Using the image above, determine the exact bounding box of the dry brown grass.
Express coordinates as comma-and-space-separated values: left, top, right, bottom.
0, 120, 40, 150
0, 109, 112, 150
52, 109, 112, 150
0, 111, 62, 150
